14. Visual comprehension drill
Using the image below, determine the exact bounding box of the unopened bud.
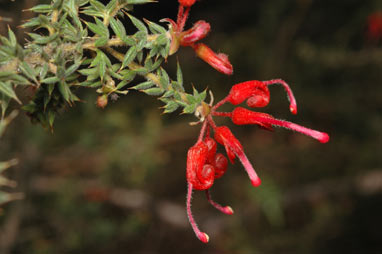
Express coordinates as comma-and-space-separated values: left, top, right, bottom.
96, 95, 108, 108
193, 43, 233, 75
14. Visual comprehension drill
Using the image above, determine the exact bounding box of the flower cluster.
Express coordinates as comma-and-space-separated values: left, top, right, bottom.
163, 0, 233, 74
186, 79, 329, 243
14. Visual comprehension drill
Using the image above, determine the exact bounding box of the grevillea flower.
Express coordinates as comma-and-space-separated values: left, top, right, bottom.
163, 1, 233, 74
185, 79, 329, 243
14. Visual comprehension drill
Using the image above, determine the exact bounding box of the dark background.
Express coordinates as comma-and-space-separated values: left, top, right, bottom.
0, 0, 381, 253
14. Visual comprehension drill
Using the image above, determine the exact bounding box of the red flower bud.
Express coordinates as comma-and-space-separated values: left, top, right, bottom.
180, 20, 210, 46
214, 126, 261, 187
213, 153, 228, 179
193, 43, 233, 75
179, 0, 196, 7
96, 95, 108, 108
186, 141, 215, 190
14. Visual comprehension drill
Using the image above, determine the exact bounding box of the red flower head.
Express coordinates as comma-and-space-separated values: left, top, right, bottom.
185, 79, 329, 243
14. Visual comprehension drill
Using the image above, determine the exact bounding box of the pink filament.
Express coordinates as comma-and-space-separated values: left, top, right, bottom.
235, 150, 262, 187
263, 79, 298, 114
254, 116, 330, 143
205, 189, 234, 215
186, 183, 209, 243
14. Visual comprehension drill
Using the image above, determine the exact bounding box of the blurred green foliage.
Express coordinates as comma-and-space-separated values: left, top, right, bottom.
0, 0, 381, 253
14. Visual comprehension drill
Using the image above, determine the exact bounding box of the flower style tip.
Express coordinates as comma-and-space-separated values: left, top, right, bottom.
206, 189, 234, 215
193, 43, 233, 75
198, 232, 210, 243
187, 183, 209, 243
180, 20, 210, 46
179, 0, 196, 7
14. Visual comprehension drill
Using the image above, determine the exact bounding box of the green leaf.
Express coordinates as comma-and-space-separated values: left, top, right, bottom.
20, 17, 41, 29
120, 70, 136, 81
145, 19, 167, 34
115, 80, 130, 90
135, 31, 147, 51
29, 4, 52, 13
163, 101, 179, 114
106, 0, 118, 14
142, 87, 164, 96
19, 62, 38, 84
86, 18, 109, 37
0, 82, 20, 104
41, 76, 59, 84
78, 67, 98, 76
94, 36, 108, 47
155, 34, 168, 45
65, 59, 82, 77
0, 94, 10, 118
121, 46, 137, 69
182, 103, 197, 114
176, 61, 184, 91
48, 110, 55, 128
8, 28, 17, 48
130, 81, 155, 90
161, 90, 174, 98
186, 94, 197, 104
48, 83, 55, 96
122, 36, 136, 47
27, 33, 58, 44
110, 17, 127, 41
159, 68, 169, 89
58, 81, 71, 102
89, 0, 106, 12
128, 14, 148, 34
40, 63, 49, 80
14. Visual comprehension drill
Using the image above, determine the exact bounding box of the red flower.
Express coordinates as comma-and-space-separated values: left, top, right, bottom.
185, 79, 329, 243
